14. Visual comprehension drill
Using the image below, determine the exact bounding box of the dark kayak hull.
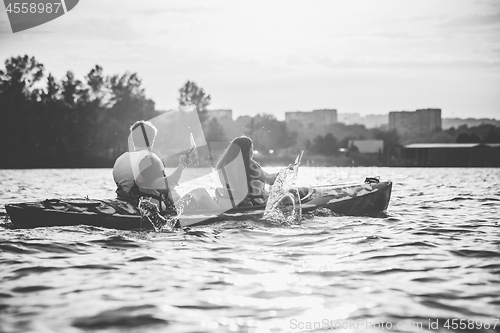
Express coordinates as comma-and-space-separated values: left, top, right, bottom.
5, 181, 392, 230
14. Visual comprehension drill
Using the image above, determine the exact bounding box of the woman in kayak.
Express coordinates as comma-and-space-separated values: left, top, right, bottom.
214, 136, 277, 208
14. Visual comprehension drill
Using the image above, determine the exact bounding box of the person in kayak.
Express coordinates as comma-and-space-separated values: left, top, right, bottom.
214, 136, 278, 207
113, 120, 218, 212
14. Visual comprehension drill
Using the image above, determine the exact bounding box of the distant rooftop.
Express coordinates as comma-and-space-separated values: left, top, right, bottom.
405, 143, 500, 149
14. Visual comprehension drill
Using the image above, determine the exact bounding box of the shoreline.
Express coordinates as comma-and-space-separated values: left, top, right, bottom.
2, 153, 499, 169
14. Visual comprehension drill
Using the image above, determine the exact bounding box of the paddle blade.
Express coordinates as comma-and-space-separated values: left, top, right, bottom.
294, 150, 304, 167
186, 133, 199, 167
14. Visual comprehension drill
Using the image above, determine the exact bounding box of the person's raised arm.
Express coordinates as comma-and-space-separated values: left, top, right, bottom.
165, 155, 187, 189
136, 154, 186, 195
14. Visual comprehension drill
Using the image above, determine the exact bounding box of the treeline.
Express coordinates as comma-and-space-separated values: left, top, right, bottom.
450, 125, 500, 144
0, 55, 159, 168
0, 56, 229, 168
303, 123, 500, 157
397, 123, 500, 146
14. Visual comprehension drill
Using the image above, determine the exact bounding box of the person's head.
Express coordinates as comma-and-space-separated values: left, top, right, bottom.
215, 136, 255, 178
231, 136, 254, 160
130, 120, 157, 150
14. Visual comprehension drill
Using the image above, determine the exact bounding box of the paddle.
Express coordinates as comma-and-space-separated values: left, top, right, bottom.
289, 150, 304, 172
185, 133, 199, 167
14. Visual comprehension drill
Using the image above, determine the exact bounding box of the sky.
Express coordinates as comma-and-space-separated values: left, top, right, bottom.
1, 0, 499, 120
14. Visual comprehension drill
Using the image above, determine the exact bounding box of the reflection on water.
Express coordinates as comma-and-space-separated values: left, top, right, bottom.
1, 167, 500, 332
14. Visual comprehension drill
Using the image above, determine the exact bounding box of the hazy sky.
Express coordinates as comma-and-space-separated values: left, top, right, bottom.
1, 0, 499, 120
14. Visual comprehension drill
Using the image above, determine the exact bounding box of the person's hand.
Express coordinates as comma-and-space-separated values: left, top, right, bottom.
179, 155, 187, 169
286, 163, 294, 170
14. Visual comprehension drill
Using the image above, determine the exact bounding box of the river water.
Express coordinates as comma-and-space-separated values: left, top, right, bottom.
0, 167, 499, 333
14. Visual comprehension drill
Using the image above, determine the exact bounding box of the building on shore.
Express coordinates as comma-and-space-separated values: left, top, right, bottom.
339, 113, 388, 128
389, 108, 441, 134
403, 143, 500, 167
338, 113, 362, 125
285, 109, 337, 132
349, 140, 384, 154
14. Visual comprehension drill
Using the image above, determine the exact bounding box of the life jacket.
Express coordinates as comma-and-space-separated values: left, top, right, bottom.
116, 183, 177, 215
246, 161, 267, 206
216, 159, 267, 208
114, 151, 177, 216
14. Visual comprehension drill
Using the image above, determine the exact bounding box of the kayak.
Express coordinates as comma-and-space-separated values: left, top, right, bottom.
5, 180, 392, 230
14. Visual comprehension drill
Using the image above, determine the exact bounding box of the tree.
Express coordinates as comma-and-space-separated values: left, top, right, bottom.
456, 132, 482, 143
372, 129, 400, 147
85, 65, 109, 106
456, 133, 470, 143
105, 72, 157, 159
484, 128, 500, 143
0, 56, 45, 167
310, 133, 338, 156
245, 114, 296, 154
61, 71, 85, 107
204, 118, 227, 142
43, 74, 61, 102
469, 133, 481, 143
178, 81, 211, 123
327, 123, 370, 142
0, 55, 44, 98
428, 131, 455, 143
0, 56, 166, 167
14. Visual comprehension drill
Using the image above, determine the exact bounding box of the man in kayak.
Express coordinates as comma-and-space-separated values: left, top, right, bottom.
113, 120, 217, 212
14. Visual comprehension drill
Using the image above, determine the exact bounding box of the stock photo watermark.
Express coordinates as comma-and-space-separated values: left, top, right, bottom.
3, 0, 79, 33
289, 318, 499, 331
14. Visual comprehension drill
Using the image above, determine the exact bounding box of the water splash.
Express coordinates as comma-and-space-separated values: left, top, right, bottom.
138, 191, 202, 232
263, 152, 303, 226
138, 197, 177, 232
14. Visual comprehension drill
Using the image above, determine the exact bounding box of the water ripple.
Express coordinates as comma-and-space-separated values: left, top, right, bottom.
1, 167, 499, 332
